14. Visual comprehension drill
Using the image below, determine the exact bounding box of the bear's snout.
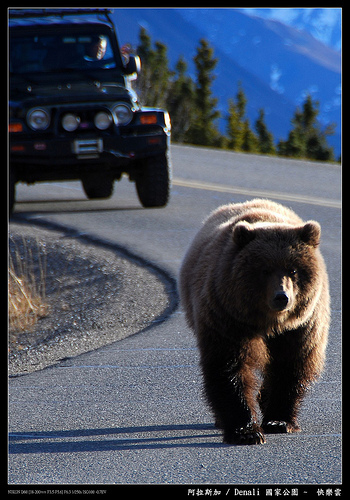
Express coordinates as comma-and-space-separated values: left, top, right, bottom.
272, 291, 290, 311
267, 273, 294, 312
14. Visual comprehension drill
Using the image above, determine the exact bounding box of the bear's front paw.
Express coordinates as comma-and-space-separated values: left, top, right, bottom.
262, 421, 301, 434
223, 425, 266, 445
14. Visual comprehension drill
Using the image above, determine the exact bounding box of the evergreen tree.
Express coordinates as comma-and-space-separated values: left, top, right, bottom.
236, 84, 247, 122
226, 98, 243, 150
151, 41, 173, 109
255, 109, 275, 154
187, 39, 221, 146
241, 119, 258, 153
226, 84, 257, 152
136, 28, 172, 108
278, 95, 334, 161
166, 56, 195, 142
136, 27, 154, 105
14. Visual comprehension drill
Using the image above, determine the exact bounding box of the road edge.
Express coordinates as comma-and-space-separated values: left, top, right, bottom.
9, 213, 179, 377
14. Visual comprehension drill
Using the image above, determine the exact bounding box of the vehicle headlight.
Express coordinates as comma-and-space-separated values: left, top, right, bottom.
94, 111, 112, 130
27, 108, 50, 131
62, 113, 80, 132
112, 103, 133, 126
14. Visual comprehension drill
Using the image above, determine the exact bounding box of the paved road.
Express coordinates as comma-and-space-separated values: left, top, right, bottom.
9, 145, 341, 485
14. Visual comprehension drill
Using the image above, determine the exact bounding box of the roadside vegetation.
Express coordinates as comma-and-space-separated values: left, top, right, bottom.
135, 28, 338, 162
8, 237, 49, 339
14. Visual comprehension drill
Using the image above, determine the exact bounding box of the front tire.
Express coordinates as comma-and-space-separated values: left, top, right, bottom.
135, 153, 170, 208
82, 175, 114, 199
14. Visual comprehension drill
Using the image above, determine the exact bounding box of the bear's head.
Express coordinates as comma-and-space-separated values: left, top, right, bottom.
233, 220, 321, 249
230, 220, 322, 327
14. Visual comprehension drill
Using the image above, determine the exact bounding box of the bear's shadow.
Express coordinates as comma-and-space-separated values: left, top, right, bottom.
9, 423, 223, 454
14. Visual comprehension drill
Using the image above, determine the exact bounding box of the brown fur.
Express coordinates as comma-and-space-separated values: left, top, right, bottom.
179, 199, 330, 445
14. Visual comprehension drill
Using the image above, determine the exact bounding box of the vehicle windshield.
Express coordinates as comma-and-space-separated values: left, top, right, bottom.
10, 33, 117, 74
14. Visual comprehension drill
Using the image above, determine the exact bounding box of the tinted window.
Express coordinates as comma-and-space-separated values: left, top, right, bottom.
10, 33, 117, 74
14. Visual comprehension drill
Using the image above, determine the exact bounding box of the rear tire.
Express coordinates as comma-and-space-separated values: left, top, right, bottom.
135, 153, 170, 208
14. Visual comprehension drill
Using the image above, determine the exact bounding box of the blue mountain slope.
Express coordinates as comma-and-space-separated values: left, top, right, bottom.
113, 8, 341, 157
241, 8, 341, 52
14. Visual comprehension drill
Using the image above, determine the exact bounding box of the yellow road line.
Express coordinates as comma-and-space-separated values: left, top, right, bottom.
172, 177, 341, 209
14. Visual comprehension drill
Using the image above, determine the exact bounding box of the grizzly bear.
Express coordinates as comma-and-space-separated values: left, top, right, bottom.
179, 199, 330, 445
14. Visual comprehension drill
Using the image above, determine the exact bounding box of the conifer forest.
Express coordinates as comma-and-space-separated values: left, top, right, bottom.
134, 28, 337, 162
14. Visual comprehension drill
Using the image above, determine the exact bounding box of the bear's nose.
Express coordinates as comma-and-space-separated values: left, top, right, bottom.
272, 291, 289, 310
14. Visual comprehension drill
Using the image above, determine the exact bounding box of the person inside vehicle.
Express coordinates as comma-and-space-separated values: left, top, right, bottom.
84, 35, 108, 62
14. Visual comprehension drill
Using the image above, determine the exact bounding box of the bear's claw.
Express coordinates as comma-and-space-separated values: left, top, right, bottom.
223, 425, 266, 445
262, 420, 301, 434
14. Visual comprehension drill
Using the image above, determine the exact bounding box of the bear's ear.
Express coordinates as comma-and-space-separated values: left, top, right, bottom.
298, 221, 321, 247
232, 221, 256, 248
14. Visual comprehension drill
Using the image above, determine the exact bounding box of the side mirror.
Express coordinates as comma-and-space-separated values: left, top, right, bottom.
124, 55, 141, 77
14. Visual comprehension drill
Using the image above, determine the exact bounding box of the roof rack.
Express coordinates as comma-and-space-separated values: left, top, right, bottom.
9, 8, 113, 19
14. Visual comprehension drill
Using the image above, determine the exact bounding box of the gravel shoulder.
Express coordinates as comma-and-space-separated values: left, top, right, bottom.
9, 221, 176, 377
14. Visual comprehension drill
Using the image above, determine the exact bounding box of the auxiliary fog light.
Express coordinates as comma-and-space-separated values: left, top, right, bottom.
62, 113, 80, 132
94, 111, 112, 130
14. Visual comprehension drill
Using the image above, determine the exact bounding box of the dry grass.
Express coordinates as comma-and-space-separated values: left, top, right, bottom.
8, 237, 49, 334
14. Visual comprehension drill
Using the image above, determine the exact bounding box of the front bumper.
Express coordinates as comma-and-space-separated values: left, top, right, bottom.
10, 128, 169, 182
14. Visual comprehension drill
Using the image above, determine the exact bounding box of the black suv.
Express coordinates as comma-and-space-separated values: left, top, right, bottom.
9, 9, 171, 211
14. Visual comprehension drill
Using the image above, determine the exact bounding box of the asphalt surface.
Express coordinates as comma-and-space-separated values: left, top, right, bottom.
8, 145, 341, 486
9, 223, 173, 376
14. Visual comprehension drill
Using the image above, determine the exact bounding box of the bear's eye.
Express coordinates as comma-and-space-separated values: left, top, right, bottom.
288, 269, 297, 277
